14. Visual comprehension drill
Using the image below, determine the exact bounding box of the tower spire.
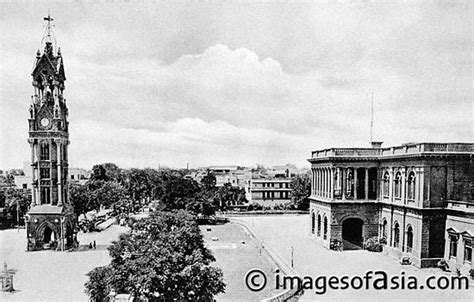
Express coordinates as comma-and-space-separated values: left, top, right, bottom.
41, 11, 56, 52
44, 11, 53, 39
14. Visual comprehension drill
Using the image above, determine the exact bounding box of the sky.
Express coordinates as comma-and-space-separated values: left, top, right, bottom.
0, 0, 472, 170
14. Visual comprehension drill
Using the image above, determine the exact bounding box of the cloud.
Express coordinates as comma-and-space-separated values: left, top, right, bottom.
0, 2, 472, 170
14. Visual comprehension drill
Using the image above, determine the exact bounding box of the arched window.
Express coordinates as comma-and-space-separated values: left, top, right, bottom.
382, 219, 388, 238
323, 216, 328, 240
393, 223, 400, 248
311, 212, 315, 234
394, 172, 401, 198
407, 172, 416, 200
40, 141, 50, 160
383, 172, 390, 197
406, 225, 413, 253
317, 214, 322, 237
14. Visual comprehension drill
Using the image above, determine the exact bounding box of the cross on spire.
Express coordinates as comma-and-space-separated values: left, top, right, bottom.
43, 12, 54, 39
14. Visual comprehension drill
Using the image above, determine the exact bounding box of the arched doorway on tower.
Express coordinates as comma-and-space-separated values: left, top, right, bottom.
342, 218, 364, 250
43, 226, 53, 243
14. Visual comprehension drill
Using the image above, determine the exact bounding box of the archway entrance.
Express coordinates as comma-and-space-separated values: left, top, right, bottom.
342, 218, 364, 250
43, 226, 53, 243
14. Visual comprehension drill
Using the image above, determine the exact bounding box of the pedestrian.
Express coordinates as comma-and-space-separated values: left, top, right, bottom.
89, 242, 92, 249
93, 240, 96, 249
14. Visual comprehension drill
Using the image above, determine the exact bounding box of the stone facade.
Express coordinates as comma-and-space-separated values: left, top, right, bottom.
25, 17, 77, 251
308, 142, 473, 268
248, 178, 292, 206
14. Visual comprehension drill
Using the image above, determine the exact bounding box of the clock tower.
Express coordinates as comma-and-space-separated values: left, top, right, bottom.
25, 15, 77, 251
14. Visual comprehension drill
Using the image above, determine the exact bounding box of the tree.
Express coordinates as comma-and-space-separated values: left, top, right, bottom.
91, 163, 123, 182
69, 183, 91, 219
201, 172, 216, 192
85, 266, 113, 302
85, 211, 225, 301
87, 180, 127, 212
160, 175, 201, 211
3, 188, 31, 225
213, 183, 247, 211
290, 174, 311, 210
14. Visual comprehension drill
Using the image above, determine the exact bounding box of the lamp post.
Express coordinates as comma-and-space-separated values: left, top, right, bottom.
16, 200, 20, 233
291, 246, 294, 268
61, 217, 65, 251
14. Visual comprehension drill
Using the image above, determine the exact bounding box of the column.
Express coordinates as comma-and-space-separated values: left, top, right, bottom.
29, 139, 36, 207
49, 139, 53, 204
389, 167, 394, 202
401, 167, 406, 205
36, 141, 42, 205
330, 168, 334, 199
342, 168, 346, 200
365, 168, 369, 200
315, 169, 318, 197
354, 168, 358, 200
327, 168, 331, 198
324, 168, 328, 198
319, 169, 322, 197
314, 168, 318, 197
56, 140, 63, 206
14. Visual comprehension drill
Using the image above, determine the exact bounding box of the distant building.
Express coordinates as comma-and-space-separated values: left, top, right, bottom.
267, 164, 298, 178
308, 142, 473, 271
69, 168, 91, 185
196, 166, 252, 188
248, 178, 292, 206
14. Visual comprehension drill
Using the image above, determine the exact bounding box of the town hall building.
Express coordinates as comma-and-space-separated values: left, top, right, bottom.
308, 142, 473, 272
25, 16, 77, 251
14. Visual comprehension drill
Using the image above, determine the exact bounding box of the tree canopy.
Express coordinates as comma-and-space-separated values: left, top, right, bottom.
85, 210, 225, 301
290, 174, 311, 210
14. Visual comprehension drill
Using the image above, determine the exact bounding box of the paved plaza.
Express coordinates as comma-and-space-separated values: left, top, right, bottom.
0, 225, 128, 301
233, 215, 473, 302
200, 223, 281, 301
1, 216, 472, 301
0, 220, 281, 301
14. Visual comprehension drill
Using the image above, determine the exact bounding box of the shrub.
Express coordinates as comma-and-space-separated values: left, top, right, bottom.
365, 236, 383, 252
437, 259, 449, 271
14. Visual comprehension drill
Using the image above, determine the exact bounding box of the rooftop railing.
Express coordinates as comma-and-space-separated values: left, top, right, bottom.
311, 143, 473, 159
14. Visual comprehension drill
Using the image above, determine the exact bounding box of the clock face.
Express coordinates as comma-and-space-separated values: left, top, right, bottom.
40, 118, 50, 127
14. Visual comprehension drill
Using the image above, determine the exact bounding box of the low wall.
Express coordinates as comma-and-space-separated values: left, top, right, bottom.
230, 218, 303, 302
220, 211, 308, 216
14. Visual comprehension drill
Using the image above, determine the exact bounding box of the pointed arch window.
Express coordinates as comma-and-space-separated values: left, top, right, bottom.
317, 214, 322, 237
382, 172, 390, 197
323, 216, 328, 240
394, 172, 402, 198
382, 219, 388, 239
407, 172, 416, 200
393, 223, 400, 248
406, 225, 413, 253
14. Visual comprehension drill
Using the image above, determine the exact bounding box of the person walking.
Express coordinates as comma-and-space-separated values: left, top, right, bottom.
93, 240, 96, 249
